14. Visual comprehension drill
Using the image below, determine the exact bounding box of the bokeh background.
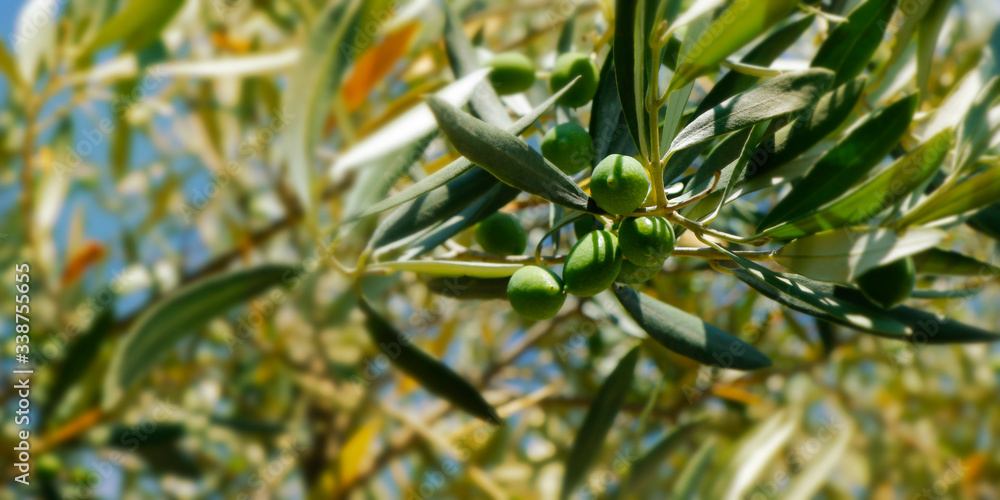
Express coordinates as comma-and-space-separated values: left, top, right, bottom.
1, 0, 1000, 499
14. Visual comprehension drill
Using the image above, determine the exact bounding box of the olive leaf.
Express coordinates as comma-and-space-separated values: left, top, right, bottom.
103, 265, 293, 408
693, 14, 816, 116
359, 296, 500, 422
759, 128, 954, 239
666, 69, 834, 158
560, 347, 639, 500
773, 228, 946, 285
369, 260, 524, 278
811, 0, 899, 85
614, 0, 647, 157
355, 78, 580, 221
913, 248, 1000, 276
612, 285, 772, 370
592, 56, 638, 162
668, 0, 800, 92
757, 94, 920, 232
670, 437, 717, 500
426, 96, 603, 214
424, 276, 511, 300
895, 162, 1000, 227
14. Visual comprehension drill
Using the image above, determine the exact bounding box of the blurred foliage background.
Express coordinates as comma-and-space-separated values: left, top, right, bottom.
1, 0, 1000, 499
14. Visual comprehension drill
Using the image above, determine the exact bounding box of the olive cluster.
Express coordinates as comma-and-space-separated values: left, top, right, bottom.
475, 149, 674, 321
478, 51, 677, 321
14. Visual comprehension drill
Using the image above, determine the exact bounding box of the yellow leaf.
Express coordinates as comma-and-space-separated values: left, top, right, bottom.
339, 418, 382, 485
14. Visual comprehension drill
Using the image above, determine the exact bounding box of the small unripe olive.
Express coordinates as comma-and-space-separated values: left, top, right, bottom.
475, 213, 527, 256
616, 259, 661, 284
590, 154, 650, 215
563, 230, 623, 297
541, 122, 595, 175
507, 266, 566, 320
550, 52, 600, 108
485, 52, 536, 95
854, 256, 916, 309
619, 216, 675, 268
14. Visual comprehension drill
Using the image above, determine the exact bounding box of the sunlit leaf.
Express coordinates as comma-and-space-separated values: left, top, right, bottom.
774, 228, 945, 284
811, 0, 898, 85
757, 94, 919, 231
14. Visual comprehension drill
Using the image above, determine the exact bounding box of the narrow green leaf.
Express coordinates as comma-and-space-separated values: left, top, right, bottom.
760, 128, 953, 239
719, 248, 913, 338
356, 80, 578, 221
370, 169, 499, 248
667, 69, 834, 157
282, 0, 362, 213
916, 0, 953, 97
370, 260, 524, 278
669, 0, 800, 92
732, 262, 1000, 343
757, 93, 919, 231
670, 437, 716, 500
896, 162, 1000, 227
618, 420, 703, 498
442, 2, 511, 127
693, 14, 816, 116
103, 266, 292, 408
560, 347, 639, 500
557, 9, 577, 54
718, 409, 799, 499
612, 285, 771, 370
774, 228, 945, 284
359, 297, 500, 422
832, 287, 1000, 343
955, 76, 1000, 171
591, 55, 639, 162
426, 96, 602, 214
45, 307, 114, 419
615, 0, 646, 157
344, 132, 437, 219
811, 0, 899, 85
82, 0, 184, 56
388, 184, 521, 261
750, 75, 867, 179
912, 248, 1000, 276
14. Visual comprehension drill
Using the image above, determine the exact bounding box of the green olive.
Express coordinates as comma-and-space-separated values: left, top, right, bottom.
616, 259, 661, 284
475, 213, 527, 256
590, 154, 650, 215
485, 52, 536, 95
549, 52, 600, 108
541, 122, 595, 175
619, 216, 675, 268
563, 230, 623, 297
854, 256, 916, 309
507, 266, 566, 320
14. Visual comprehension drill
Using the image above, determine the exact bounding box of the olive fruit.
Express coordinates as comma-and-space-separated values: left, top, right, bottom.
616, 260, 661, 284
507, 266, 566, 320
590, 154, 650, 215
485, 52, 535, 95
550, 52, 600, 108
563, 230, 623, 297
619, 216, 675, 268
854, 256, 916, 309
541, 123, 594, 175
475, 213, 527, 256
